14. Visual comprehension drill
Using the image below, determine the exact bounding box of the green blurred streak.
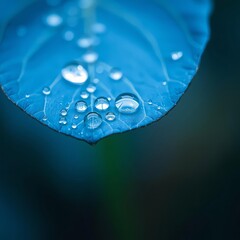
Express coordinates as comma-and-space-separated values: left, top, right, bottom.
96, 135, 139, 240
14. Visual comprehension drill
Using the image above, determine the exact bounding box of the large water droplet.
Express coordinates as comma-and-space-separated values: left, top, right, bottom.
109, 68, 123, 81
62, 63, 88, 84
105, 112, 116, 122
94, 97, 110, 111
75, 101, 88, 113
171, 51, 183, 61
46, 14, 63, 27
84, 112, 102, 130
115, 93, 140, 114
42, 87, 51, 95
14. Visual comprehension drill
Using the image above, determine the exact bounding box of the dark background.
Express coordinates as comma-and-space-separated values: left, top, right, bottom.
0, 0, 240, 239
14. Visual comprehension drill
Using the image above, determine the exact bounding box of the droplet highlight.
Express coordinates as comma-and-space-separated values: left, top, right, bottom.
109, 68, 123, 81
105, 112, 116, 122
94, 97, 110, 111
171, 51, 183, 61
42, 87, 51, 95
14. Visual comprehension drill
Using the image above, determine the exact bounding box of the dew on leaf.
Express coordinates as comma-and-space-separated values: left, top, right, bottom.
80, 91, 89, 99
61, 63, 88, 84
84, 112, 102, 130
60, 109, 68, 116
109, 68, 123, 81
171, 51, 183, 61
86, 84, 96, 93
42, 87, 51, 95
115, 93, 140, 114
75, 101, 88, 113
106, 112, 116, 122
94, 97, 110, 111
59, 117, 67, 125
83, 52, 99, 64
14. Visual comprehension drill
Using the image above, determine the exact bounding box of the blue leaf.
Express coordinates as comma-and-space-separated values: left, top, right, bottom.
0, 0, 211, 144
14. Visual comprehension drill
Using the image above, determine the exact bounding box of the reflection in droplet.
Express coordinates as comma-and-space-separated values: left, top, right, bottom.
43, 116, 48, 121
148, 100, 153, 105
42, 87, 51, 95
74, 115, 79, 119
59, 117, 67, 125
75, 101, 88, 113
62, 63, 88, 84
84, 112, 102, 130
83, 52, 98, 64
94, 97, 110, 111
171, 51, 183, 61
46, 13, 63, 27
115, 93, 140, 114
86, 84, 96, 93
109, 68, 123, 81
81, 91, 89, 99
105, 112, 116, 122
60, 109, 68, 116
25, 94, 30, 98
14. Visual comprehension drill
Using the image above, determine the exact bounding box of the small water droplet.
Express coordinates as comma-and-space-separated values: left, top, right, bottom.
94, 97, 110, 111
74, 115, 79, 119
77, 37, 93, 48
60, 109, 68, 116
93, 78, 100, 84
162, 81, 167, 86
171, 51, 183, 61
43, 116, 48, 121
157, 106, 161, 110
86, 84, 96, 93
148, 100, 153, 105
115, 93, 140, 114
92, 23, 106, 34
83, 52, 98, 64
25, 94, 30, 98
109, 68, 123, 81
62, 63, 88, 84
64, 30, 74, 41
42, 87, 51, 95
107, 97, 111, 101
84, 112, 102, 130
105, 112, 116, 122
59, 117, 67, 125
72, 123, 78, 129
46, 13, 63, 27
75, 101, 88, 113
81, 91, 89, 99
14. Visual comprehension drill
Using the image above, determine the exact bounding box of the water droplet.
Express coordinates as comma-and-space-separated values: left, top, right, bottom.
107, 97, 112, 101
162, 81, 167, 86
74, 115, 79, 119
115, 93, 140, 114
62, 63, 88, 84
148, 100, 153, 105
93, 78, 100, 84
171, 51, 183, 61
94, 97, 110, 111
75, 101, 88, 113
42, 87, 51, 95
86, 84, 96, 93
80, 91, 89, 99
46, 14, 63, 27
77, 37, 93, 48
109, 68, 123, 81
157, 106, 161, 110
64, 30, 74, 41
60, 109, 68, 116
105, 112, 116, 122
72, 123, 78, 129
83, 52, 98, 64
59, 117, 67, 125
92, 23, 106, 34
84, 112, 102, 130
43, 116, 48, 121
25, 94, 30, 98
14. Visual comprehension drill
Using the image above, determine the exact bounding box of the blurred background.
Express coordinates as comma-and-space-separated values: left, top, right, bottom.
0, 0, 240, 239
